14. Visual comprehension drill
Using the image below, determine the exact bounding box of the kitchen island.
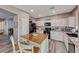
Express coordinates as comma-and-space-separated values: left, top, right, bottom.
20, 32, 48, 53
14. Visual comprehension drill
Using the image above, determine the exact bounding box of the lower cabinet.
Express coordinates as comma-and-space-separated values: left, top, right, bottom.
49, 40, 67, 53
68, 43, 75, 53
50, 31, 64, 42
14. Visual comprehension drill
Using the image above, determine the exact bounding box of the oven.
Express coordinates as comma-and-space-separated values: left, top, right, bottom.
44, 22, 51, 39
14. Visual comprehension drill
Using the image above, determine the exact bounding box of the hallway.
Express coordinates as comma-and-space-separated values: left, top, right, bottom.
0, 35, 12, 53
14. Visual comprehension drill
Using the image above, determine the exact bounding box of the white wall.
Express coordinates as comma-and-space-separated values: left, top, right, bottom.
4, 19, 8, 35
19, 14, 29, 35
8, 18, 14, 29
0, 5, 29, 43
4, 17, 14, 35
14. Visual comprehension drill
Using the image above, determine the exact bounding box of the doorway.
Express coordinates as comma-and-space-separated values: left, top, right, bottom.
0, 8, 16, 52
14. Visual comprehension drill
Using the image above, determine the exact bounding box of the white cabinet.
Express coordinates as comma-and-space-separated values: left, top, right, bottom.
36, 20, 52, 26
75, 10, 78, 29
20, 36, 48, 53
68, 16, 75, 27
36, 21, 44, 26
51, 20, 59, 26
36, 29, 43, 33
51, 18, 67, 26
55, 41, 67, 53
50, 31, 64, 42
40, 37, 48, 53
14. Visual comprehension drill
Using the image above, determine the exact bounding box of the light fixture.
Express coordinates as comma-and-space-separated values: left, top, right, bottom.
52, 10, 55, 13
50, 6, 55, 14
38, 14, 41, 17
30, 9, 34, 12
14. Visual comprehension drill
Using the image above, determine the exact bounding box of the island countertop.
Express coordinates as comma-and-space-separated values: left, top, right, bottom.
21, 32, 48, 44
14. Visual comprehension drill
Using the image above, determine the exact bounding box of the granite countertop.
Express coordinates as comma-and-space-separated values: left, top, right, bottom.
66, 33, 78, 37
21, 32, 48, 44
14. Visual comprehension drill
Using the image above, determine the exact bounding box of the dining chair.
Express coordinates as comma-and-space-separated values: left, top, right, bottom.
10, 36, 20, 53
18, 38, 33, 53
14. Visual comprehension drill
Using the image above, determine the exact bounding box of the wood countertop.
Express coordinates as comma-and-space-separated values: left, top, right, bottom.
21, 32, 48, 44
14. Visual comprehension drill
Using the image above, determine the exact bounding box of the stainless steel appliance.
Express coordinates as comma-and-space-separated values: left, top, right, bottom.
44, 22, 51, 39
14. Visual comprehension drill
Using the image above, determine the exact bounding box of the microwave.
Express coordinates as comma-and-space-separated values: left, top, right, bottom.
44, 22, 51, 26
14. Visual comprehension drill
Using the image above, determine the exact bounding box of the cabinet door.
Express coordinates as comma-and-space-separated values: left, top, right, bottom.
51, 20, 58, 26
75, 10, 78, 29
36, 30, 43, 33
36, 21, 44, 26
51, 19, 67, 26
51, 31, 64, 41
68, 17, 75, 27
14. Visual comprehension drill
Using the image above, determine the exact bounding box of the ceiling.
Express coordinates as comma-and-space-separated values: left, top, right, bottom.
0, 8, 15, 19
13, 5, 76, 18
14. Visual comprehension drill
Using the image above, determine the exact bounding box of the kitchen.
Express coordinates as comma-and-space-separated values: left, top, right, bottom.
5, 5, 78, 53
28, 5, 78, 53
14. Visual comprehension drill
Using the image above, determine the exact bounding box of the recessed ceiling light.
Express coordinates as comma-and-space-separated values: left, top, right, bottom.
30, 9, 34, 12
38, 14, 41, 17
52, 10, 55, 13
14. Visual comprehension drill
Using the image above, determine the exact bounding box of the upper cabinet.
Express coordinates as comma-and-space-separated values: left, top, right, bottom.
75, 10, 78, 29
36, 21, 44, 26
68, 16, 75, 27
36, 16, 76, 27
36, 18, 68, 26
51, 18, 68, 26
